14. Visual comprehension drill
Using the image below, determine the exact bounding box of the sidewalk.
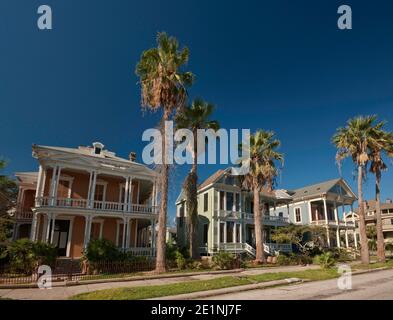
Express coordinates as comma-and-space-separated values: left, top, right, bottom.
0, 265, 318, 300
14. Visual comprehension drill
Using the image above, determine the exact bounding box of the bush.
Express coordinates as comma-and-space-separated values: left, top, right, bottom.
175, 251, 186, 270
187, 259, 204, 270
314, 252, 336, 269
6, 239, 57, 274
368, 240, 377, 251
84, 238, 121, 262
276, 254, 291, 266
385, 243, 393, 255
212, 252, 236, 270
276, 253, 312, 266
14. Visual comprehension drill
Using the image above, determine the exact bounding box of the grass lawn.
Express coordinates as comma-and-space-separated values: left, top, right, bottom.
352, 258, 393, 271
70, 268, 339, 300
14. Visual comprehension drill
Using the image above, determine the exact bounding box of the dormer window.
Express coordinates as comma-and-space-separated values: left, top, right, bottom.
92, 142, 104, 155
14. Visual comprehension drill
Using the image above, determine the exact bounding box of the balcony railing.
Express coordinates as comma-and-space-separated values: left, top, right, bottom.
310, 220, 355, 227
15, 208, 34, 220
216, 210, 289, 224
35, 197, 158, 215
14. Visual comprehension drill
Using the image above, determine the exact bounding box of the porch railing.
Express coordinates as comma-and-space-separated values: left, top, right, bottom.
217, 210, 289, 224
218, 242, 292, 255
310, 220, 355, 227
35, 196, 158, 215
125, 247, 156, 257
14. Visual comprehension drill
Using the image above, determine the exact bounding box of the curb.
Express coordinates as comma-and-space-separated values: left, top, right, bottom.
148, 278, 303, 300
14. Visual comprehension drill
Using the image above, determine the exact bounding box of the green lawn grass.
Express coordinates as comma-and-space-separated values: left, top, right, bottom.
70, 268, 339, 300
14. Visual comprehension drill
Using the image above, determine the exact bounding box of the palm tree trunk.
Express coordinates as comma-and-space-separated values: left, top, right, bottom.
375, 168, 386, 262
358, 165, 370, 264
155, 111, 170, 273
253, 181, 264, 263
189, 131, 199, 259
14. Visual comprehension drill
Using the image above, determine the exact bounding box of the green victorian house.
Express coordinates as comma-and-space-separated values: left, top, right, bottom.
175, 168, 293, 257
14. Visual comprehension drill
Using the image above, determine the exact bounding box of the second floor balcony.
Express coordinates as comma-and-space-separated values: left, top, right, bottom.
215, 210, 289, 226
35, 196, 158, 215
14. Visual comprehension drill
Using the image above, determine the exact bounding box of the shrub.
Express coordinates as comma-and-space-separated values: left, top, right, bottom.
385, 243, 393, 255
314, 252, 336, 269
212, 252, 236, 270
368, 239, 377, 251
276, 254, 291, 266
6, 239, 57, 274
175, 251, 186, 270
187, 260, 203, 270
84, 238, 121, 262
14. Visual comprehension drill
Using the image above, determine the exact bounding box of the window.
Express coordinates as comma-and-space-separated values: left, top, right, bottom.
203, 193, 209, 212
226, 192, 234, 211
278, 212, 284, 218
219, 191, 225, 210
295, 207, 302, 223
235, 193, 240, 211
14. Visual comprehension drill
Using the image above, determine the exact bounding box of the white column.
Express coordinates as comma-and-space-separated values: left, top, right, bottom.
351, 204, 358, 249
343, 205, 349, 248
49, 166, 58, 205
89, 171, 97, 208
323, 198, 330, 247
30, 212, 39, 241
50, 214, 57, 244
122, 218, 127, 249
124, 177, 130, 212
224, 221, 227, 244
35, 165, 43, 200
128, 177, 133, 211
87, 171, 94, 207
45, 213, 52, 242
240, 222, 243, 243
53, 167, 62, 204
151, 219, 156, 248
334, 202, 340, 248
83, 215, 92, 248
233, 223, 237, 243
40, 168, 46, 197
125, 218, 131, 249
217, 218, 221, 248
134, 219, 138, 247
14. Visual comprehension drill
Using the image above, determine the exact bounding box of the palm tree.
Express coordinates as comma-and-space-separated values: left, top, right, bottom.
369, 129, 393, 262
135, 32, 194, 273
175, 98, 219, 259
240, 130, 283, 263
332, 115, 385, 264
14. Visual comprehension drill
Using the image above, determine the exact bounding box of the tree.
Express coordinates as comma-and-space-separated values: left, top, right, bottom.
0, 159, 18, 244
175, 98, 219, 259
135, 32, 194, 273
369, 129, 393, 262
240, 130, 283, 263
271, 224, 327, 255
332, 115, 385, 264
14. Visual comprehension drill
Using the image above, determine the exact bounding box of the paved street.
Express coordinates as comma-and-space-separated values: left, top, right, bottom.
203, 269, 393, 300
0, 265, 317, 300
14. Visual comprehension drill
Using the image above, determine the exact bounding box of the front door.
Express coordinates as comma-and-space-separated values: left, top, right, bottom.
52, 220, 70, 256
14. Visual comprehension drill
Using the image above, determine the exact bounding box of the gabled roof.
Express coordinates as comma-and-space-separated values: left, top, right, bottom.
198, 169, 226, 190
291, 178, 354, 200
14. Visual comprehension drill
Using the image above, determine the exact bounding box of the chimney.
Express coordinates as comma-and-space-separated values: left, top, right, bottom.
386, 198, 392, 204
129, 152, 136, 162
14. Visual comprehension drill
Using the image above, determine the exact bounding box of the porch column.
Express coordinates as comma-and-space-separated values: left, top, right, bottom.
134, 219, 138, 246
45, 213, 52, 242
240, 221, 243, 243
30, 212, 39, 241
343, 205, 349, 248
35, 165, 44, 200
351, 204, 358, 249
217, 218, 221, 248
48, 166, 59, 205
122, 217, 127, 249
50, 214, 57, 244
334, 202, 340, 248
124, 176, 130, 212
151, 219, 156, 248
128, 177, 133, 211
83, 215, 92, 248
224, 221, 227, 244
345, 230, 349, 248
233, 223, 237, 243
125, 218, 131, 249
87, 171, 97, 208
323, 198, 330, 247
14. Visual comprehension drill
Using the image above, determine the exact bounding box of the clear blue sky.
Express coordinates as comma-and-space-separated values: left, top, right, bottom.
2, 1, 393, 223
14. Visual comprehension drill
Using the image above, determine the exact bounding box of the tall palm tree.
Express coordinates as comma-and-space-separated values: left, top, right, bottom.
332, 115, 385, 264
240, 130, 283, 263
135, 32, 194, 273
369, 129, 393, 262
175, 98, 219, 259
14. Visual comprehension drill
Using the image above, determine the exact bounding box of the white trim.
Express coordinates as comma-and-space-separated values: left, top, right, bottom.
94, 180, 107, 202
